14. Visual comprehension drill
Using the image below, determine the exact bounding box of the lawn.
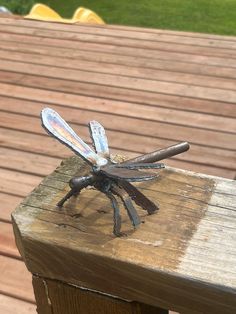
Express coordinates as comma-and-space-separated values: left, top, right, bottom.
1, 0, 236, 36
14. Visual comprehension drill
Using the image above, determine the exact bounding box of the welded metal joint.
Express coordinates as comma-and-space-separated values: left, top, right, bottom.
41, 108, 190, 236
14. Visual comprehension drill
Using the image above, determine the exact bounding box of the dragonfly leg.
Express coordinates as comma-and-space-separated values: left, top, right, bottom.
57, 175, 95, 208
111, 184, 141, 228
57, 188, 81, 207
105, 191, 122, 236
118, 180, 159, 215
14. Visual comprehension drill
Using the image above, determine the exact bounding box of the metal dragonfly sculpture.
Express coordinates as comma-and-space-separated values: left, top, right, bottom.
41, 108, 190, 236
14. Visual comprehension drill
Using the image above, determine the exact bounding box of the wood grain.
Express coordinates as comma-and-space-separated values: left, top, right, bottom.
1, 83, 236, 131
2, 41, 236, 81
1, 96, 235, 155
0, 126, 234, 179
3, 16, 236, 43
0, 255, 34, 302
2, 49, 236, 91
1, 72, 236, 118
1, 59, 236, 103
1, 15, 236, 311
0, 168, 42, 197
33, 276, 168, 314
1, 22, 236, 58
0, 294, 36, 314
0, 110, 235, 170
12, 157, 236, 313
0, 192, 23, 222
2, 31, 236, 68
0, 221, 19, 258
0, 147, 60, 176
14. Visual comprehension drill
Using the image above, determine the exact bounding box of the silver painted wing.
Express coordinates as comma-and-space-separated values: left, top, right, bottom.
41, 108, 108, 167
88, 120, 110, 158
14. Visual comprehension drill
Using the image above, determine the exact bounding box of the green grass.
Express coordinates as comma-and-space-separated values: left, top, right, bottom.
0, 0, 35, 15
2, 0, 236, 36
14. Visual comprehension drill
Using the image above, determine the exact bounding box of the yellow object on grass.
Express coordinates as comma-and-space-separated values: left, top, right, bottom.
25, 3, 105, 24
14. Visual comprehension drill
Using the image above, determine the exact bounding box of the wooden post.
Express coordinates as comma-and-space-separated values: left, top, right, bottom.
12, 156, 236, 313
32, 275, 166, 314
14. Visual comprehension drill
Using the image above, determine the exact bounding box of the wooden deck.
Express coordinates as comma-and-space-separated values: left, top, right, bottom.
0, 15, 235, 313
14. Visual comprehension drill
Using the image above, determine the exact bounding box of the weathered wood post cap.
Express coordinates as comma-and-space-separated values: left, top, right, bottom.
12, 156, 236, 313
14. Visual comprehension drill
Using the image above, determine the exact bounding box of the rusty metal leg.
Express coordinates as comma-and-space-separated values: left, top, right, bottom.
111, 184, 141, 228
105, 191, 122, 236
57, 188, 81, 207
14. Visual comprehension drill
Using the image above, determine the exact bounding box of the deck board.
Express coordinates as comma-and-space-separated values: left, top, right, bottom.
2, 32, 236, 68
1, 76, 236, 119
1, 20, 236, 57
0, 255, 35, 302
0, 192, 23, 222
0, 222, 19, 258
2, 38, 236, 76
0, 294, 36, 314
2, 54, 236, 93
1, 59, 236, 103
1, 96, 235, 149
0, 16, 235, 313
2, 40, 236, 81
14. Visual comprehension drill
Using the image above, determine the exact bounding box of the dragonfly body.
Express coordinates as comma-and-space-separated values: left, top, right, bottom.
41, 108, 190, 236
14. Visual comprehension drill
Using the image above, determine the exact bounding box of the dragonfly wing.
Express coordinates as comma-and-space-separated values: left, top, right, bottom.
89, 120, 110, 158
119, 181, 158, 214
41, 108, 107, 167
115, 163, 165, 170
100, 166, 157, 182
